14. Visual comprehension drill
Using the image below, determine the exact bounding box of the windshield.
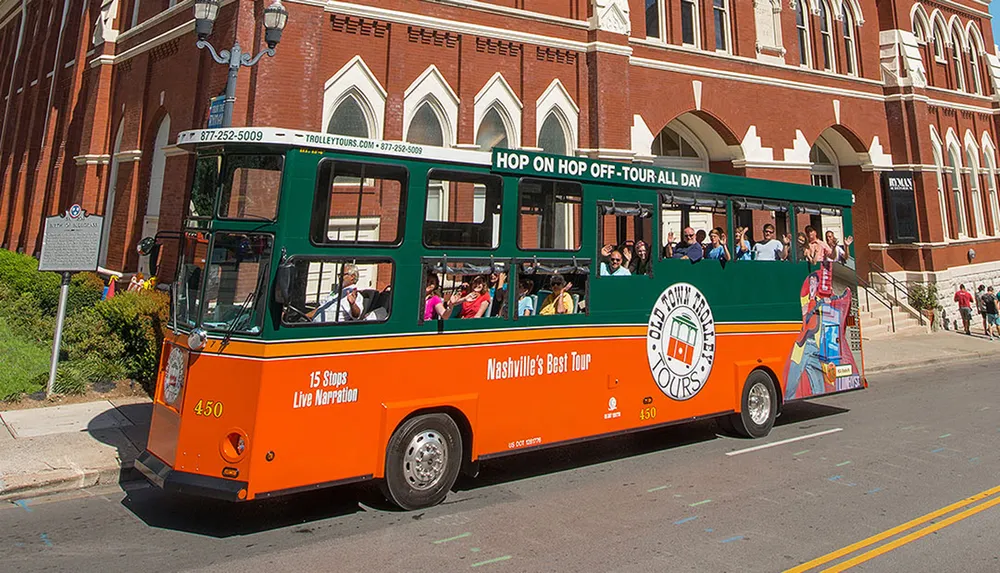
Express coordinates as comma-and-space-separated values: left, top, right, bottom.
201, 233, 273, 333
175, 231, 209, 329
219, 154, 283, 220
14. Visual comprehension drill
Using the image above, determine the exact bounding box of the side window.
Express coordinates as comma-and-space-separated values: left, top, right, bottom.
794, 204, 849, 265
421, 259, 508, 321
518, 178, 583, 251
515, 260, 590, 317
280, 258, 394, 325
733, 199, 790, 262
311, 161, 406, 245
659, 193, 727, 262
424, 170, 502, 249
597, 202, 653, 276
219, 155, 283, 220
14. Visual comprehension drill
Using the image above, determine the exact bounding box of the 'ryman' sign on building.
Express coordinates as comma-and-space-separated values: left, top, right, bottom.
492, 149, 705, 190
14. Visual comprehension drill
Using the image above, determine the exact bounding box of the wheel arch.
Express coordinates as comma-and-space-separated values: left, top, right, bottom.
385, 404, 477, 478
750, 365, 783, 414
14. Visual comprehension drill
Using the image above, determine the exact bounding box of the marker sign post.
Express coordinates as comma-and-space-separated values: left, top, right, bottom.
38, 204, 103, 398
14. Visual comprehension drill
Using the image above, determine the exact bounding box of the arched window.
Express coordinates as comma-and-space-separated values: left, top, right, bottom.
651, 124, 705, 172
932, 24, 945, 61
951, 30, 966, 91
99, 120, 126, 267
681, 0, 699, 47
476, 107, 509, 151
912, 17, 928, 43
406, 102, 445, 147
141, 115, 170, 275
968, 48, 983, 95
810, 142, 838, 188
327, 96, 369, 138
931, 137, 950, 239
947, 145, 968, 237
713, 0, 731, 53
985, 151, 1000, 235
842, 3, 858, 76
538, 112, 569, 155
966, 147, 986, 236
819, 0, 835, 71
652, 126, 700, 158
796, 1, 811, 67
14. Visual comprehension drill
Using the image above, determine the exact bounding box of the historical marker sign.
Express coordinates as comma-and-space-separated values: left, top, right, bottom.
38, 205, 103, 272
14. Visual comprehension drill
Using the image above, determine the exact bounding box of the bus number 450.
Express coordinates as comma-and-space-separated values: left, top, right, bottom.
193, 399, 224, 418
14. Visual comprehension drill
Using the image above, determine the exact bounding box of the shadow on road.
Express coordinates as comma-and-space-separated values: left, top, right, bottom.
116, 400, 848, 537
86, 401, 153, 488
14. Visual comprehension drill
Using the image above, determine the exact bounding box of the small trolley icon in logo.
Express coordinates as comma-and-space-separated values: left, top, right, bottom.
666, 313, 698, 367
646, 283, 716, 401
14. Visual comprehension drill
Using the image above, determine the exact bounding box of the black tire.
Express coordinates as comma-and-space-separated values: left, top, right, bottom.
382, 413, 463, 510
727, 370, 778, 439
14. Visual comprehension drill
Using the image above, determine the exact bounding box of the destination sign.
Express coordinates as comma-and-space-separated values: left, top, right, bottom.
492, 149, 705, 190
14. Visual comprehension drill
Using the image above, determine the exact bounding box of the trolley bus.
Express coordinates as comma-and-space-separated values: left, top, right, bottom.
135, 127, 866, 509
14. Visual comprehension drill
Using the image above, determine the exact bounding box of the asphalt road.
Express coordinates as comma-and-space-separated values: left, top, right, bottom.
3, 359, 1000, 573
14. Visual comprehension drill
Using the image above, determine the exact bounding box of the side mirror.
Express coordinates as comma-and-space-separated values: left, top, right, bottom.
274, 259, 296, 305
137, 236, 157, 255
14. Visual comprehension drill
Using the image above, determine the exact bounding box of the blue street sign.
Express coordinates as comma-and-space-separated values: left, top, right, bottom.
208, 95, 226, 129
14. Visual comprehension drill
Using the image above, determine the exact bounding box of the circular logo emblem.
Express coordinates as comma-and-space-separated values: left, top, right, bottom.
163, 346, 187, 406
646, 283, 716, 401
68, 204, 82, 219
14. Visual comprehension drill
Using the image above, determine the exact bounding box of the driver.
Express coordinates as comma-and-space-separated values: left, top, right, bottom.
311, 264, 364, 323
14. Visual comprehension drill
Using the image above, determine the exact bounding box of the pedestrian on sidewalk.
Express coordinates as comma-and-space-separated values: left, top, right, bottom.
986, 286, 1000, 340
954, 284, 974, 335
976, 285, 991, 337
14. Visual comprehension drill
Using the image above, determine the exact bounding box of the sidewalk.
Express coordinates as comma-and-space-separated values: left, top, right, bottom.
862, 330, 999, 374
0, 397, 150, 501
0, 331, 996, 503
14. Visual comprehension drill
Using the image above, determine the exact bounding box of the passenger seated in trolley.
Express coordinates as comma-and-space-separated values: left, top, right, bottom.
517, 278, 535, 316
749, 223, 790, 261
448, 275, 492, 319
664, 227, 704, 261
311, 264, 365, 323
599, 245, 632, 276
538, 274, 573, 315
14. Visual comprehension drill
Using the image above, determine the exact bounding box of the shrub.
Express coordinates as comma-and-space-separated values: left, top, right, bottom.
0, 248, 61, 314
51, 357, 127, 395
62, 307, 126, 362
0, 289, 55, 344
908, 283, 941, 311
68, 272, 106, 315
95, 290, 169, 394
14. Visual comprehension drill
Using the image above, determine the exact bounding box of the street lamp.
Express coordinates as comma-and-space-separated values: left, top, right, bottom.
194, 0, 288, 128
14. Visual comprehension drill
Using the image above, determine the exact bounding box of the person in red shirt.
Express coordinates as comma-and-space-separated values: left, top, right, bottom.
450, 275, 492, 319
954, 284, 974, 335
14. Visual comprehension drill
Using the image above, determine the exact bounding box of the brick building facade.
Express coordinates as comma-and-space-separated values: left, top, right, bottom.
2, 0, 1000, 307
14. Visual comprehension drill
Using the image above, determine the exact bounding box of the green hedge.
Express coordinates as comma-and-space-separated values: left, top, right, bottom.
0, 249, 168, 399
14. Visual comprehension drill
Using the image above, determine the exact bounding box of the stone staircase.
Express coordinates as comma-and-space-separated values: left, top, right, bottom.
857, 285, 930, 339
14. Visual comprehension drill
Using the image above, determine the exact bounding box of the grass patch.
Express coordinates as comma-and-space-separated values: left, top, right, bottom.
0, 318, 51, 400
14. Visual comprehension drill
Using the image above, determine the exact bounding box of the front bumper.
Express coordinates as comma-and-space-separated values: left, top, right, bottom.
135, 451, 248, 501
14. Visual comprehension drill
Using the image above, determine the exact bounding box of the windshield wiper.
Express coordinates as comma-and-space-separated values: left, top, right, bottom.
219, 265, 269, 352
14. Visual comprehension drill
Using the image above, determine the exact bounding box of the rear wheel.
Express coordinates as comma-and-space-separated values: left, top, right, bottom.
728, 370, 778, 439
382, 413, 462, 510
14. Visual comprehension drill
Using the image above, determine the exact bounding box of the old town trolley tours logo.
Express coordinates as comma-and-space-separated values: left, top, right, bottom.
646, 283, 716, 401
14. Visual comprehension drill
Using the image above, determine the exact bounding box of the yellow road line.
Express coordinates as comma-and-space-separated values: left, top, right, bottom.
820, 494, 1000, 572
784, 484, 1000, 573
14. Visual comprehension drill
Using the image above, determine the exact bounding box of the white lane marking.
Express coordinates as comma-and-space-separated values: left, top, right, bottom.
724, 428, 844, 457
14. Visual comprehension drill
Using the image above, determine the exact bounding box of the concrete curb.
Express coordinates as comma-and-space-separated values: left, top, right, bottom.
0, 462, 142, 502
865, 350, 996, 376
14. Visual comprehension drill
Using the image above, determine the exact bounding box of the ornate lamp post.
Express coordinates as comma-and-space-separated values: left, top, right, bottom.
193, 0, 289, 127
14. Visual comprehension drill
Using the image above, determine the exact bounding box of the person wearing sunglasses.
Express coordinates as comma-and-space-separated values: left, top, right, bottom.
664, 226, 704, 262
599, 244, 632, 276
752, 223, 790, 261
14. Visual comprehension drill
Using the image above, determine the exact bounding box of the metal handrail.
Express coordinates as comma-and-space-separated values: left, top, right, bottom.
867, 261, 925, 326
858, 275, 895, 333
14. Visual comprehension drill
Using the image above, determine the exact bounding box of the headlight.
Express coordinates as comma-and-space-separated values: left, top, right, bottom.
162, 346, 188, 407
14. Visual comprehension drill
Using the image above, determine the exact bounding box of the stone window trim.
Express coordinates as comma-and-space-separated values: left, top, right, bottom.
322, 56, 387, 140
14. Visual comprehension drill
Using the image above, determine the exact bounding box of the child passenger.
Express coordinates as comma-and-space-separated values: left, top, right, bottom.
517, 278, 535, 316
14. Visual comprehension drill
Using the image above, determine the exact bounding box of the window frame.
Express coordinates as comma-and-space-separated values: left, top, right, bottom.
713, 0, 731, 54
278, 255, 397, 328
842, 3, 858, 76
951, 31, 966, 92
597, 200, 655, 277
818, 0, 836, 72
199, 231, 275, 335
216, 153, 285, 222
646, 0, 665, 40
658, 191, 728, 262
419, 257, 511, 324
516, 177, 584, 253
680, 0, 701, 48
422, 168, 504, 251
796, 1, 812, 67
512, 257, 591, 320
309, 158, 408, 248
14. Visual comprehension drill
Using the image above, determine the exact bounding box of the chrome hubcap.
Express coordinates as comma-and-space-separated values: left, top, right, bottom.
402, 430, 447, 491
748, 382, 772, 426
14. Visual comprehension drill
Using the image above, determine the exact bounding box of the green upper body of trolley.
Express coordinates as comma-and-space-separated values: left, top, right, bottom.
171, 127, 855, 345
